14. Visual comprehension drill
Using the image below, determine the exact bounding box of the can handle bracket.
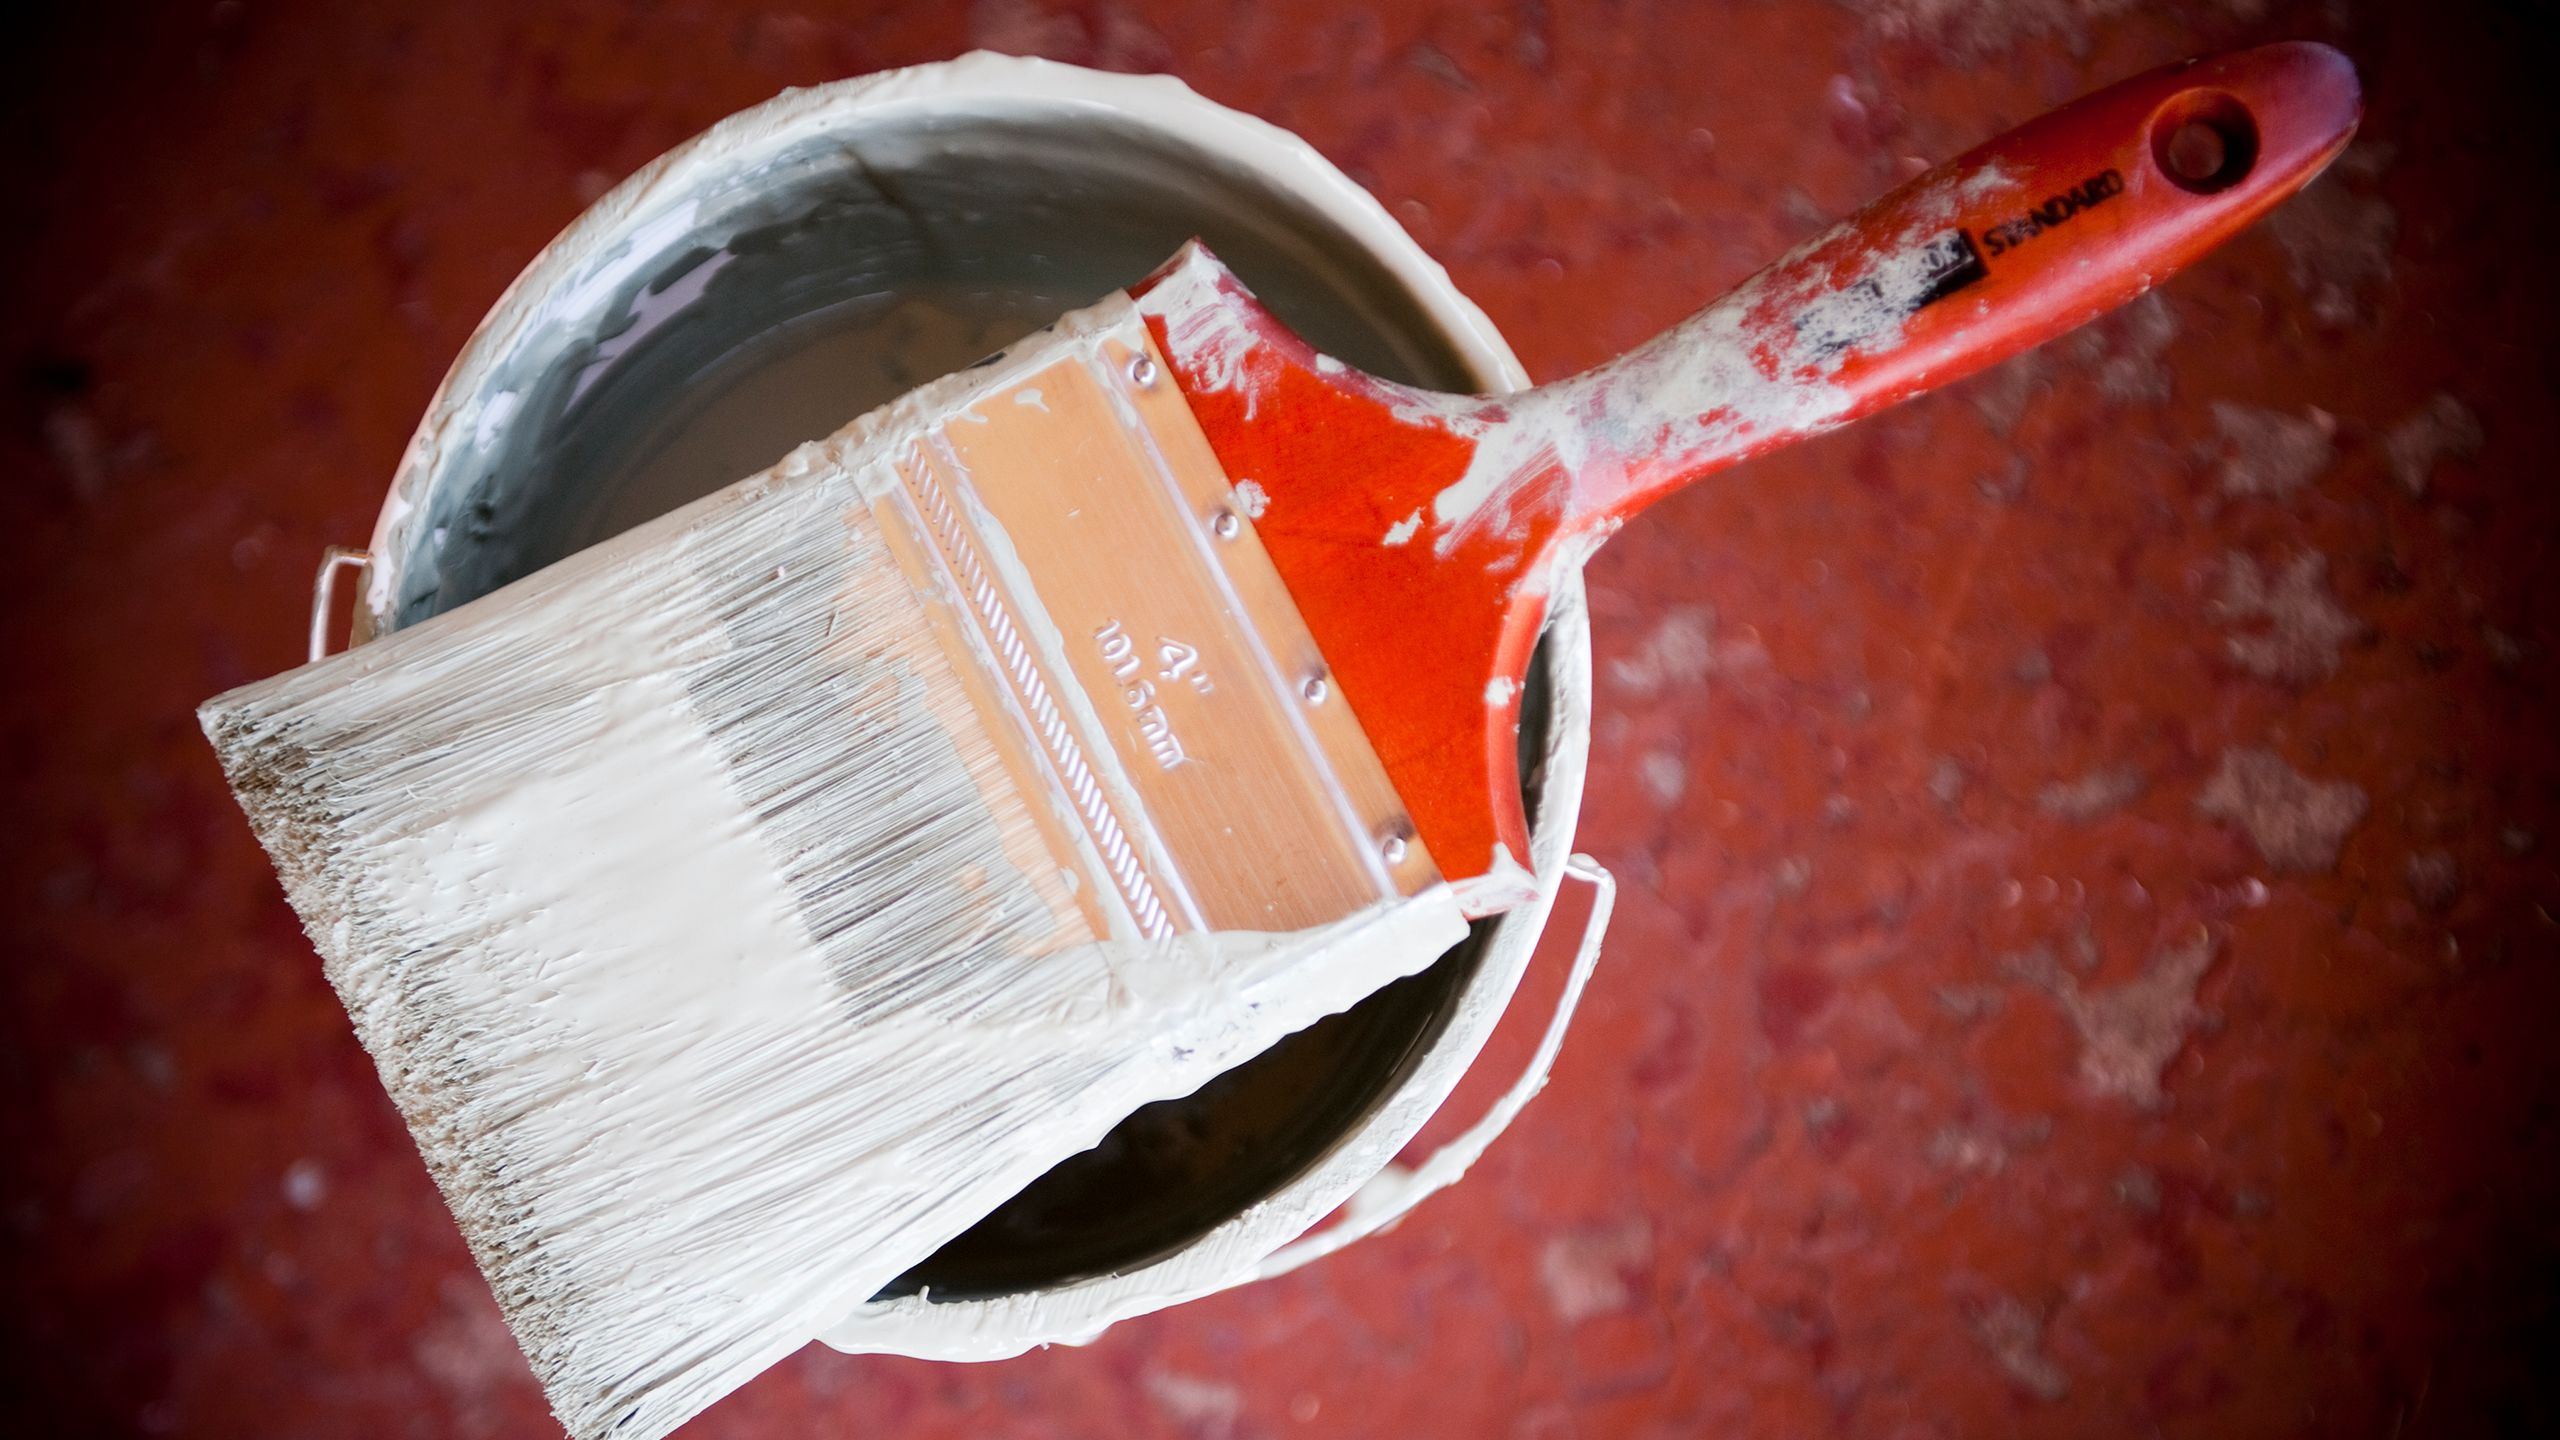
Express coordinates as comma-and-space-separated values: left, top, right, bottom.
308, 547, 374, 663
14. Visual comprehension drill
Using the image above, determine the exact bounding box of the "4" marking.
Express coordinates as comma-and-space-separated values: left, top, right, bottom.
1095, 621, 1214, 770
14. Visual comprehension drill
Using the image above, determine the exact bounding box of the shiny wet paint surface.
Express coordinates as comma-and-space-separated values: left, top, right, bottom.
4, 2, 2553, 1436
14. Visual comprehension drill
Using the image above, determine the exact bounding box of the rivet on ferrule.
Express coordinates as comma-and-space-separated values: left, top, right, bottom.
1301, 674, 1329, 705
1210, 508, 1240, 540
1127, 353, 1159, 388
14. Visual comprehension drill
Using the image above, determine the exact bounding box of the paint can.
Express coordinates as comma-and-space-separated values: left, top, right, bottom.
314, 52, 1608, 1359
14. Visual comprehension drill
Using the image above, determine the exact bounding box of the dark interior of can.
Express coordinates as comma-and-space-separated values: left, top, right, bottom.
389, 105, 1545, 1301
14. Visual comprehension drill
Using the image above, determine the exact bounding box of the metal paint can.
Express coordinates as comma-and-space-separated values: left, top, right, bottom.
318, 52, 1608, 1359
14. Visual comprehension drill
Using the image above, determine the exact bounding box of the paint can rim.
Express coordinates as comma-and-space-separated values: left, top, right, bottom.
349, 51, 1597, 1358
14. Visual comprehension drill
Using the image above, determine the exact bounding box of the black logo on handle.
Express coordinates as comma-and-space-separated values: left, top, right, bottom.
1912, 228, 1991, 307
1790, 228, 1988, 363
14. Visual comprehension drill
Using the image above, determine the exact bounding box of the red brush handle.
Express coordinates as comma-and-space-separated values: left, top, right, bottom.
1553, 40, 2362, 532
1137, 42, 2360, 913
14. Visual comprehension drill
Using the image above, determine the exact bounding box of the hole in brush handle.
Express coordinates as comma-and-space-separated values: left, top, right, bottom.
2152, 90, 2262, 195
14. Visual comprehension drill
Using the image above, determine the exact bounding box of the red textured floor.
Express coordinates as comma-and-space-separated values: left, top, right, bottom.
6, 2, 2556, 1436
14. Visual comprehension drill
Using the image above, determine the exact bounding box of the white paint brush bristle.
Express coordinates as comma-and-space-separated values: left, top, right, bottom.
202, 296, 1465, 1438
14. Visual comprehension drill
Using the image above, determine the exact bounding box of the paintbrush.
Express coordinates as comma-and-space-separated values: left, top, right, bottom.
201, 42, 2356, 1440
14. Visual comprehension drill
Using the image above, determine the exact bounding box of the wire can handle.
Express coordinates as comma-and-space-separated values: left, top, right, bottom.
1256, 852, 1615, 1279
308, 546, 373, 663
